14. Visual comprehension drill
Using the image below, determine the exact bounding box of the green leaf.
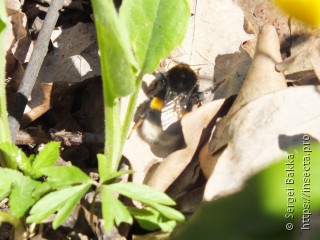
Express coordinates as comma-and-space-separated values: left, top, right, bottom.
91, 0, 137, 103
31, 142, 61, 178
120, 0, 190, 73
0, 168, 41, 218
145, 202, 185, 222
0, 142, 31, 174
257, 142, 320, 216
40, 166, 94, 188
27, 184, 91, 225
106, 182, 176, 206
9, 175, 41, 218
0, 168, 24, 200
129, 207, 177, 232
105, 170, 135, 183
32, 182, 53, 199
33, 166, 94, 197
102, 186, 133, 231
52, 184, 91, 229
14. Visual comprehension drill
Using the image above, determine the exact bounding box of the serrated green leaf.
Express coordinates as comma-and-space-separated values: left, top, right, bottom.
0, 168, 24, 200
52, 184, 91, 229
102, 186, 133, 231
91, 0, 137, 103
40, 166, 94, 188
32, 182, 53, 199
9, 176, 41, 218
0, 142, 31, 174
0, 168, 42, 218
119, 0, 190, 74
129, 207, 176, 232
27, 184, 91, 224
0, 184, 11, 200
106, 182, 176, 206
31, 142, 61, 178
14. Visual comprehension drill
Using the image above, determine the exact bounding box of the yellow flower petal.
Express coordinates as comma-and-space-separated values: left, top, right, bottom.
274, 0, 320, 27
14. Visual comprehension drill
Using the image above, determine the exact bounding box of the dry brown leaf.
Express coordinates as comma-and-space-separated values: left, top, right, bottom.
145, 99, 224, 192
5, 11, 33, 73
204, 85, 320, 200
310, 51, 320, 82
5, 7, 33, 107
212, 48, 252, 100
28, 22, 99, 109
5, 0, 21, 15
228, 24, 287, 115
21, 82, 53, 127
199, 141, 221, 179
235, 0, 290, 42
275, 36, 320, 85
202, 24, 287, 198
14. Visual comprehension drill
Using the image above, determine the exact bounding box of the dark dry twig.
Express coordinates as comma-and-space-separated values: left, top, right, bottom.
15, 129, 104, 146
8, 0, 65, 143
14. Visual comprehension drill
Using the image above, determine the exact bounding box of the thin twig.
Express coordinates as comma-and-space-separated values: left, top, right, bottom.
15, 129, 104, 145
8, 0, 64, 143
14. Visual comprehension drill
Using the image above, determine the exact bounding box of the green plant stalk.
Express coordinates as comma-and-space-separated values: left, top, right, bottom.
104, 99, 121, 172
105, 71, 143, 173
120, 72, 143, 149
0, 2, 10, 143
105, 73, 142, 173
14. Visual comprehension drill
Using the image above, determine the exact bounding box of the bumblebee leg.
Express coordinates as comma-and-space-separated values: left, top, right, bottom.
127, 118, 144, 140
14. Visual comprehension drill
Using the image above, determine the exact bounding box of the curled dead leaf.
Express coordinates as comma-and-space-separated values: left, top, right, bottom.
5, 0, 21, 15
228, 24, 287, 116
204, 85, 320, 200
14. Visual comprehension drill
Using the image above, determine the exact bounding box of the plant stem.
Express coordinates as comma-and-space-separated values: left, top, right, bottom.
121, 72, 143, 148
120, 73, 143, 149
0, 212, 25, 239
104, 99, 121, 172
0, 3, 10, 143
104, 72, 143, 174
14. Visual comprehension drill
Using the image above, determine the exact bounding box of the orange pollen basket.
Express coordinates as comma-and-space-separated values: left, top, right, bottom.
150, 97, 164, 111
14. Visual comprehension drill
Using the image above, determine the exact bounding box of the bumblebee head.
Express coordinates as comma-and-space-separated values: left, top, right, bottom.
166, 64, 197, 93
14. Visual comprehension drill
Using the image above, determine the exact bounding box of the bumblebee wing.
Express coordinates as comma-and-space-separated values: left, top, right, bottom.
161, 96, 183, 131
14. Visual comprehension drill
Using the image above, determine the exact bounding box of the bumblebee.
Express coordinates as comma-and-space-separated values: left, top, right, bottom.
137, 64, 200, 155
